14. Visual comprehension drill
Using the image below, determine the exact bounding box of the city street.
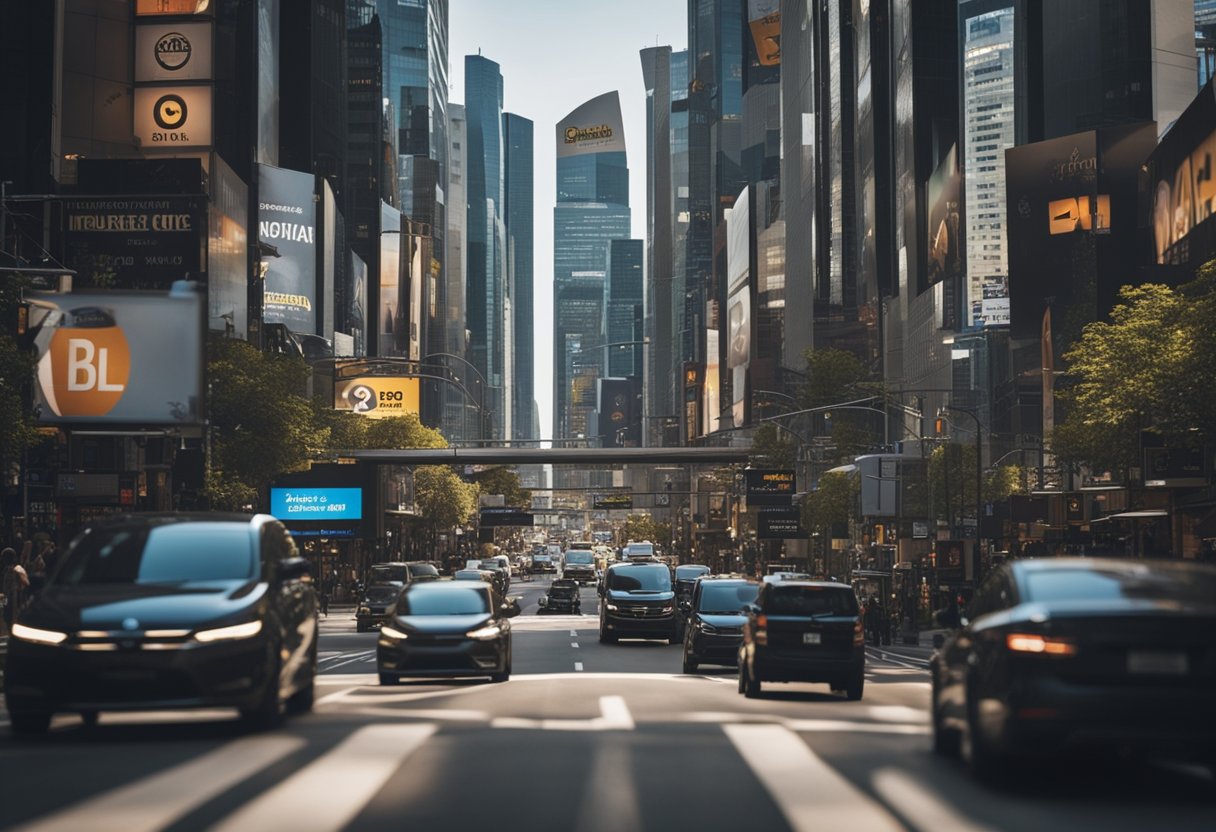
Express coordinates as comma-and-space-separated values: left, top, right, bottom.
1, 578, 1212, 832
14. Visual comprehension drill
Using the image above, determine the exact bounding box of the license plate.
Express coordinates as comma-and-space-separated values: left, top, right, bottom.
1127, 650, 1188, 675
803, 632, 821, 645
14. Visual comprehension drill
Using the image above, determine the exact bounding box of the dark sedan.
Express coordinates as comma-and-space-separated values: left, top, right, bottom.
738, 580, 865, 700
682, 577, 759, 673
674, 564, 712, 639
356, 583, 402, 632
5, 513, 318, 736
538, 579, 582, 614
377, 582, 519, 684
930, 558, 1216, 779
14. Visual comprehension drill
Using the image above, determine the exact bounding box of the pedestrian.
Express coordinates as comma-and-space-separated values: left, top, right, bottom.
2, 547, 31, 629
320, 583, 330, 617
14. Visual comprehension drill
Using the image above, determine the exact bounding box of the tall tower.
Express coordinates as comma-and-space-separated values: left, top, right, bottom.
503, 112, 535, 442
553, 91, 630, 448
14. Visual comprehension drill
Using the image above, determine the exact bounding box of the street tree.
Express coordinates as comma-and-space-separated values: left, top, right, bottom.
1051, 266, 1216, 475
800, 470, 858, 542
795, 348, 886, 464
363, 413, 447, 450
469, 466, 531, 507
751, 423, 797, 469
0, 279, 46, 525
623, 513, 669, 545
414, 465, 477, 554
926, 442, 1026, 527
206, 337, 320, 510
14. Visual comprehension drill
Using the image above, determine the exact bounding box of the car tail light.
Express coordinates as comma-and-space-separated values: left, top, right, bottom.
1005, 632, 1077, 656
853, 618, 865, 646
756, 614, 767, 628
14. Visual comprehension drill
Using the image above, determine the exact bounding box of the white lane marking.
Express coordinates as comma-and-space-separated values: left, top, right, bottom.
574, 742, 642, 832
571, 642, 580, 648
491, 695, 633, 731
325, 651, 377, 671
14, 735, 305, 832
210, 724, 434, 832
343, 707, 488, 722
872, 768, 999, 832
317, 683, 497, 708
575, 662, 584, 671
784, 720, 929, 736
866, 705, 929, 723
570, 629, 578, 636
723, 724, 904, 832
315, 686, 364, 707
866, 647, 928, 670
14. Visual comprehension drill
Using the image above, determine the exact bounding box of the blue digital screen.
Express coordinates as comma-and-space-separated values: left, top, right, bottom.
270, 488, 363, 521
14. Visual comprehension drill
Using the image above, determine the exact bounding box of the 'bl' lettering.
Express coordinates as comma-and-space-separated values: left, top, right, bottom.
67, 338, 125, 392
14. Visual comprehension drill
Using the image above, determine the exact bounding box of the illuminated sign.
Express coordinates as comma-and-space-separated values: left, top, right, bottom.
135, 22, 213, 81
758, 508, 804, 539
564, 124, 614, 144
556, 92, 626, 158
333, 375, 421, 418
745, 470, 796, 505
270, 488, 363, 521
1048, 194, 1111, 235
136, 0, 211, 15
134, 86, 213, 148
593, 493, 634, 510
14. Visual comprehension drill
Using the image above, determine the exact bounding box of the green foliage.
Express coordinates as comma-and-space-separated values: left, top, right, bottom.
622, 514, 669, 545
469, 466, 531, 507
0, 279, 42, 495
205, 337, 320, 509
800, 471, 858, 536
414, 465, 477, 530
1051, 266, 1216, 474
362, 413, 447, 450
750, 423, 796, 469
799, 348, 883, 409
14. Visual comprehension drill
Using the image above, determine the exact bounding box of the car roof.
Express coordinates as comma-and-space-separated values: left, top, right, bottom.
1009, 557, 1214, 574
697, 575, 755, 584
765, 580, 852, 589
81, 512, 265, 529
410, 579, 487, 593
608, 559, 666, 568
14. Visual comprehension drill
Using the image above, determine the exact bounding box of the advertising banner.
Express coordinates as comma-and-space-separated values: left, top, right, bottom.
333, 373, 420, 418
259, 164, 317, 333
269, 487, 363, 521
348, 251, 368, 356
27, 282, 204, 425
745, 469, 796, 506
727, 188, 751, 293
136, 0, 210, 14
747, 0, 781, 66
1146, 79, 1216, 266
135, 22, 213, 82
134, 86, 213, 149
557, 92, 627, 159
727, 286, 751, 428
703, 328, 720, 435
593, 493, 634, 510
926, 144, 962, 287
62, 196, 205, 290
758, 507, 804, 539
379, 202, 402, 356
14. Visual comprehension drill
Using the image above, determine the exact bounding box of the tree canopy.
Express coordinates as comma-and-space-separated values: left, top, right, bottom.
469, 466, 532, 507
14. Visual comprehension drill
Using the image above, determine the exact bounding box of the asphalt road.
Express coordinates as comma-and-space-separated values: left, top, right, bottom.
2, 576, 1213, 831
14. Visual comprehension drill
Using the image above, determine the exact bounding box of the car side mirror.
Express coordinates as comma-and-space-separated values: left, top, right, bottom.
538, 596, 548, 607
279, 557, 310, 582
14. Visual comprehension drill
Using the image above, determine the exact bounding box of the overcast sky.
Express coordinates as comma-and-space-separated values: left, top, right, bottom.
448, 0, 688, 442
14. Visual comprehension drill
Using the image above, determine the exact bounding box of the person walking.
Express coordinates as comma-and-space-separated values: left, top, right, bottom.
2, 547, 31, 629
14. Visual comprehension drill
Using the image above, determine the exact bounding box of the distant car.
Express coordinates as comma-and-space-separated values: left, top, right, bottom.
738, 580, 865, 700
622, 541, 656, 560
453, 569, 493, 583
539, 579, 582, 614
4, 513, 318, 735
369, 562, 411, 587
377, 582, 519, 684
405, 562, 441, 583
674, 564, 712, 639
561, 549, 597, 585
930, 558, 1216, 779
762, 571, 812, 584
357, 584, 402, 632
598, 561, 678, 644
682, 577, 759, 673
476, 560, 510, 594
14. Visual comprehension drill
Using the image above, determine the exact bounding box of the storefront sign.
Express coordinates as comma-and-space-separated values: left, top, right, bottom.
269, 487, 363, 521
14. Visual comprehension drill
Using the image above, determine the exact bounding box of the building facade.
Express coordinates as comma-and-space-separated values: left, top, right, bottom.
503, 112, 536, 442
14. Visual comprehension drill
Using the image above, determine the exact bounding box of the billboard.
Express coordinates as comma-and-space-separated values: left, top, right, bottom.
379, 202, 402, 356
593, 493, 634, 510
348, 251, 368, 357
333, 373, 421, 418
270, 487, 363, 521
27, 282, 204, 425
926, 144, 962, 287
703, 328, 720, 435
135, 22, 213, 82
134, 86, 213, 149
727, 188, 751, 293
745, 469, 796, 506
556, 92, 627, 158
727, 286, 750, 428
208, 154, 247, 336
1146, 79, 1216, 266
136, 0, 209, 14
758, 507, 803, 539
61, 196, 205, 290
747, 0, 781, 66
258, 164, 317, 333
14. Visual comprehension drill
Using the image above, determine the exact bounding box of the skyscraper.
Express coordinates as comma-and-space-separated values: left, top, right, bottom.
443, 103, 471, 439
503, 112, 535, 442
553, 91, 631, 445
465, 55, 508, 439
605, 239, 644, 378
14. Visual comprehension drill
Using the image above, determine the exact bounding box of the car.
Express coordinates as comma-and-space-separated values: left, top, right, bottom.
539, 579, 582, 614
674, 564, 712, 639
738, 580, 865, 700
475, 560, 510, 594
368, 561, 411, 587
356, 583, 402, 632
405, 562, 442, 583
762, 571, 812, 584
598, 560, 678, 644
4, 513, 318, 736
561, 549, 597, 585
681, 577, 760, 673
453, 568, 494, 583
930, 558, 1216, 779
376, 582, 520, 684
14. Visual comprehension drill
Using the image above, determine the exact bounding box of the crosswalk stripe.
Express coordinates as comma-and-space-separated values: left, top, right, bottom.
872, 768, 999, 832
209, 724, 435, 832
723, 724, 904, 832
14, 735, 305, 832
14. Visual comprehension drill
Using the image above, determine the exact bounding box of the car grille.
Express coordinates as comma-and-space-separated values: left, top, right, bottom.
615, 605, 669, 619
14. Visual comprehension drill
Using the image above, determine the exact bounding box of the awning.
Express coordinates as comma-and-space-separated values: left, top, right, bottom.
1094, 509, 1169, 521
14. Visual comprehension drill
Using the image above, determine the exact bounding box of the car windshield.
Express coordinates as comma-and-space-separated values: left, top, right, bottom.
370, 564, 408, 583
363, 586, 399, 604
765, 586, 858, 616
399, 588, 490, 615
550, 581, 578, 594
1024, 566, 1216, 605
676, 566, 711, 579
608, 566, 672, 592
55, 523, 256, 586
698, 583, 759, 614
453, 571, 483, 580
565, 551, 594, 564
408, 564, 439, 578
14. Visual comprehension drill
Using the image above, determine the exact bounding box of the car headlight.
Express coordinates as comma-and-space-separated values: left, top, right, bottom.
466, 624, 502, 641
698, 621, 719, 635
379, 624, 409, 641
11, 623, 69, 645
605, 603, 618, 611
661, 606, 674, 614
193, 620, 263, 643
357, 606, 371, 615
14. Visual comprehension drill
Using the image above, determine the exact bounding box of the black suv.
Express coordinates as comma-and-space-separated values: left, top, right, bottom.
738, 580, 865, 700
682, 577, 759, 672
598, 561, 678, 644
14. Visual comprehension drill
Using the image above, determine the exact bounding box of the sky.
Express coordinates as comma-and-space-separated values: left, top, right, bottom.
448, 0, 688, 442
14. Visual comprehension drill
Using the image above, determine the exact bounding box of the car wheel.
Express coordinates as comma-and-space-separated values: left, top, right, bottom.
378, 672, 399, 686
844, 669, 865, 701
931, 673, 960, 757
356, 623, 366, 633
286, 678, 315, 715
682, 652, 699, 674
960, 688, 1002, 780
240, 653, 284, 732
743, 664, 762, 699
599, 625, 617, 644
10, 711, 51, 737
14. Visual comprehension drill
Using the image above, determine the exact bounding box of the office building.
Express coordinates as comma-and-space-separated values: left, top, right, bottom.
504, 112, 536, 442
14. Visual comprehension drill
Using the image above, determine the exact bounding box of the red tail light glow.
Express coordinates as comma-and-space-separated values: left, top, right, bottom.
853, 618, 865, 646
1006, 633, 1077, 656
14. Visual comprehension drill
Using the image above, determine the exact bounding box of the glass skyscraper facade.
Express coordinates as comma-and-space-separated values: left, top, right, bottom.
503, 112, 535, 442
553, 91, 630, 446
605, 239, 644, 378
